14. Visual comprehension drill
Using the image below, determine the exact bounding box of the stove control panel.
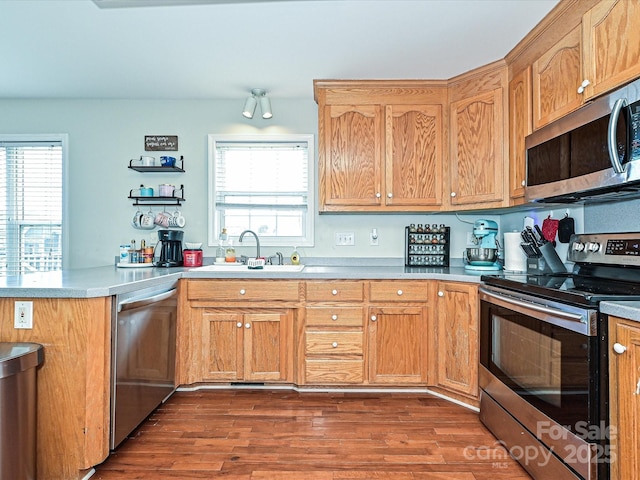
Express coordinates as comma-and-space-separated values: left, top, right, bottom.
568, 233, 640, 266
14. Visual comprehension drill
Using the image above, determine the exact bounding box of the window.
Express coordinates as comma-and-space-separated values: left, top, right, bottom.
0, 135, 66, 276
208, 134, 314, 247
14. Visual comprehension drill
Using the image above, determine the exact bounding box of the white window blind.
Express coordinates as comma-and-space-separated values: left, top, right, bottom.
208, 135, 315, 247
0, 140, 63, 275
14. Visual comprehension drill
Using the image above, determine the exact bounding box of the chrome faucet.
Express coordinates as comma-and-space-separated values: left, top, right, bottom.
238, 229, 260, 259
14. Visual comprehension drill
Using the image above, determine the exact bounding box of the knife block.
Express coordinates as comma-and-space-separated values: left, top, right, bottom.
526, 243, 567, 274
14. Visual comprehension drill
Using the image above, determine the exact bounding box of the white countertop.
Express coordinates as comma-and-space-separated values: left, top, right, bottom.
0, 258, 484, 298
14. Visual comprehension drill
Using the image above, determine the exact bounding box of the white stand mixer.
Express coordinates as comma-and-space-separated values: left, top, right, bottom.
464, 219, 502, 272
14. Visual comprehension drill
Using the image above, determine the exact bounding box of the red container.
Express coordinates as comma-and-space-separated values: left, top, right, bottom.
183, 249, 203, 267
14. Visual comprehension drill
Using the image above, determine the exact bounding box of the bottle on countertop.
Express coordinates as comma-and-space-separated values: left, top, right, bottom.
290, 246, 300, 265
216, 228, 228, 264
225, 239, 236, 263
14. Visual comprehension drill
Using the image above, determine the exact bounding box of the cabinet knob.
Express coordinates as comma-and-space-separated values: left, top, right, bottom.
438, 291, 444, 297
397, 289, 403, 296
237, 322, 243, 328
577, 79, 591, 94
332, 289, 338, 295
331, 314, 338, 321
239, 289, 246, 295
245, 323, 251, 329
332, 342, 338, 348
613, 342, 627, 354
450, 192, 456, 197
387, 193, 393, 198
521, 180, 526, 187
375, 192, 381, 198
371, 315, 377, 322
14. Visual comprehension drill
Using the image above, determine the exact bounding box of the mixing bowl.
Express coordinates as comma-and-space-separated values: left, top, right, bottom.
465, 247, 498, 265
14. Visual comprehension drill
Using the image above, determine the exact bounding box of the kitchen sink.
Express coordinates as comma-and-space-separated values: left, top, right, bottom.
194, 264, 305, 272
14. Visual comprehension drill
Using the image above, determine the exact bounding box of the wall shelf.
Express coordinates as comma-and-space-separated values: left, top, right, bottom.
128, 155, 185, 172
129, 185, 185, 206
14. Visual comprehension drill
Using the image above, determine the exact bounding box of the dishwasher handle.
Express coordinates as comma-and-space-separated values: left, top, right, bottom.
117, 288, 177, 313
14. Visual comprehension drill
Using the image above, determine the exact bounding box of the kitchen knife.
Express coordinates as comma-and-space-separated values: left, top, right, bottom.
522, 229, 542, 255
534, 225, 547, 245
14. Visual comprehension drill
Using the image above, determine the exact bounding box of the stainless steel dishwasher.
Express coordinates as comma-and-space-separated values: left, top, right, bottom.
110, 282, 177, 449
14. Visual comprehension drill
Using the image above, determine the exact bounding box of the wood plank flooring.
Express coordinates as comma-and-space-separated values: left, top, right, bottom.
93, 389, 531, 479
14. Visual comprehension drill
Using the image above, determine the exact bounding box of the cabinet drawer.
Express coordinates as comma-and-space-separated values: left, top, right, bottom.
305, 359, 364, 384
305, 332, 363, 355
306, 281, 364, 302
306, 307, 363, 327
369, 281, 428, 302
187, 280, 300, 302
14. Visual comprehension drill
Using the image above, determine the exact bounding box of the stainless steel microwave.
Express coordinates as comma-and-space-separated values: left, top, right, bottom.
525, 77, 640, 203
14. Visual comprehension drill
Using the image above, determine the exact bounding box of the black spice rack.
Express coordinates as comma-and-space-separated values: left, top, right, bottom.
404, 225, 450, 267
129, 185, 185, 206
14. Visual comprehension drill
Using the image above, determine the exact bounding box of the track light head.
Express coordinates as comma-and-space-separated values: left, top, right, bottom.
242, 88, 272, 120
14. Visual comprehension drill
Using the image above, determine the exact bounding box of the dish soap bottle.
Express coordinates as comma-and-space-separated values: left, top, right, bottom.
216, 228, 227, 264
290, 246, 300, 265
225, 238, 236, 263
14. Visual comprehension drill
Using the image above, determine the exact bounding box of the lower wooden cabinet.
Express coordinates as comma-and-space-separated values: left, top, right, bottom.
201, 309, 293, 382
434, 282, 479, 400
608, 315, 640, 480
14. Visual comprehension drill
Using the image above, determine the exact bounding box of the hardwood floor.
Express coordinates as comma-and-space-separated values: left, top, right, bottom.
93, 389, 531, 479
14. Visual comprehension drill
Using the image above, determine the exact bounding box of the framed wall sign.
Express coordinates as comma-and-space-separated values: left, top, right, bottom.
145, 135, 178, 151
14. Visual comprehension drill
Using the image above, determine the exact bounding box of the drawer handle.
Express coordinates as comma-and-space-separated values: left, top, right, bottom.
332, 342, 338, 348
331, 314, 338, 321
332, 289, 338, 295
371, 315, 377, 322
397, 289, 403, 296
239, 289, 246, 295
236, 322, 243, 328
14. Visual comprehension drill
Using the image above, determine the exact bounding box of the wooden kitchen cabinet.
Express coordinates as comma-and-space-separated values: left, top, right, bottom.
608, 315, 640, 480
582, 0, 640, 100
532, 26, 583, 130
434, 282, 479, 403
0, 297, 111, 480
314, 80, 446, 212
178, 279, 301, 385
201, 308, 293, 382
448, 62, 508, 209
508, 66, 532, 203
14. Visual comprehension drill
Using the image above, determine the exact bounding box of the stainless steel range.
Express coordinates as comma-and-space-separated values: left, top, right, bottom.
479, 232, 640, 480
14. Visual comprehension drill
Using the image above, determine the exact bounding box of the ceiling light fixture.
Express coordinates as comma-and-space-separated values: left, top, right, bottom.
242, 88, 272, 119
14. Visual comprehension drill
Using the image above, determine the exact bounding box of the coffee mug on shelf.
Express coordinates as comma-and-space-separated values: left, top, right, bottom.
168, 210, 185, 228
160, 156, 176, 167
154, 211, 171, 228
140, 210, 155, 229
158, 184, 175, 197
140, 156, 155, 166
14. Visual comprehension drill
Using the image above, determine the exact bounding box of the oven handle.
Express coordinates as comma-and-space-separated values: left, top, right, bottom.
479, 287, 593, 335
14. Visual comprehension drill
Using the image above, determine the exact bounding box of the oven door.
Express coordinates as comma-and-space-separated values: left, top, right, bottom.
479, 286, 608, 480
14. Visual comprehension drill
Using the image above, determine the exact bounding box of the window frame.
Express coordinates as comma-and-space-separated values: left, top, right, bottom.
207, 133, 315, 248
0, 133, 69, 274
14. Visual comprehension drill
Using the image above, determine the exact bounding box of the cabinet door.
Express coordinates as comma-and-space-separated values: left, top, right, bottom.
385, 104, 443, 207
609, 317, 640, 480
508, 67, 532, 203
435, 283, 478, 398
201, 311, 244, 381
320, 104, 383, 208
532, 26, 583, 130
368, 306, 427, 384
449, 88, 505, 206
244, 311, 293, 382
583, 0, 640, 99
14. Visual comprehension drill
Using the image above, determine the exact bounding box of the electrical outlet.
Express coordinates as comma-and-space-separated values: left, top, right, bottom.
335, 232, 355, 246
14, 301, 33, 329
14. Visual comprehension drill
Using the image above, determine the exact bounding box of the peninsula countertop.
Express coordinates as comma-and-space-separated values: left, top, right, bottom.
0, 258, 484, 298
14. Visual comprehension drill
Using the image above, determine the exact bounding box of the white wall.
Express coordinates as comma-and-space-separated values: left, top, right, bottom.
3, 96, 625, 269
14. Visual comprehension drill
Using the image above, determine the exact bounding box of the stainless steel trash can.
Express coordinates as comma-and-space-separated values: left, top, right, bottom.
0, 342, 44, 480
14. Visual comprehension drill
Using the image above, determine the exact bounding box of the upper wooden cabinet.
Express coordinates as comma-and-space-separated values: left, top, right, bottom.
508, 66, 532, 203
582, 0, 640, 99
532, 25, 583, 130
448, 63, 508, 209
314, 80, 446, 212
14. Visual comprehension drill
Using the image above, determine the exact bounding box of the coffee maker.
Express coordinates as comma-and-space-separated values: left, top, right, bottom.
464, 219, 502, 272
155, 229, 184, 267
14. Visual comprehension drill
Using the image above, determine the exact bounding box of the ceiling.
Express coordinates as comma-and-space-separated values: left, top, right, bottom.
0, 0, 559, 101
